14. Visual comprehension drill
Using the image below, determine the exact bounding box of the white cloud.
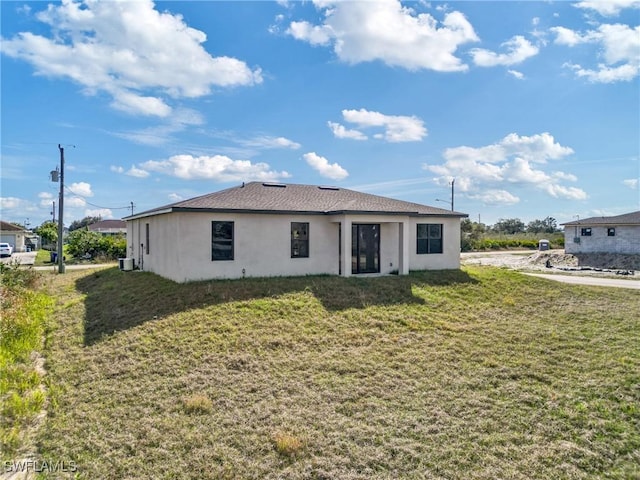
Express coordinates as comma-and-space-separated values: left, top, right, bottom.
68, 182, 93, 197
239, 136, 301, 150
113, 108, 205, 146
168, 193, 184, 202
110, 165, 124, 174
1, 0, 262, 117
141, 154, 290, 182
66, 197, 87, 208
303, 152, 349, 180
38, 191, 55, 207
126, 166, 150, 178
85, 208, 113, 219
508, 69, 525, 79
424, 132, 586, 202
470, 36, 540, 67
327, 122, 367, 140
552, 23, 640, 83
623, 178, 639, 189
286, 0, 479, 72
574, 0, 640, 17
468, 190, 520, 206
0, 197, 34, 211
339, 108, 427, 142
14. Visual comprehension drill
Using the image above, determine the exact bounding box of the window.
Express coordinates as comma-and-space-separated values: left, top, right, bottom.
581, 227, 592, 236
608, 227, 616, 237
291, 222, 309, 258
145, 223, 150, 254
417, 223, 443, 254
212, 221, 234, 261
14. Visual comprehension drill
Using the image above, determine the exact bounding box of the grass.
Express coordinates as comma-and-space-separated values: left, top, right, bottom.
34, 266, 639, 479
0, 263, 53, 459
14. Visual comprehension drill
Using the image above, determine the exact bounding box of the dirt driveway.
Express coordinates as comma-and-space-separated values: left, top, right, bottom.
461, 250, 640, 290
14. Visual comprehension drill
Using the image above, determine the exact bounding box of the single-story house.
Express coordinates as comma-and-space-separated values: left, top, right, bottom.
88, 219, 127, 236
561, 210, 640, 255
0, 220, 37, 252
123, 182, 468, 283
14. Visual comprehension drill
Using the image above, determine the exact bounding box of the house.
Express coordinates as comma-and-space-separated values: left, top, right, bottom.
0, 220, 37, 252
561, 211, 640, 255
123, 182, 468, 283
88, 219, 127, 236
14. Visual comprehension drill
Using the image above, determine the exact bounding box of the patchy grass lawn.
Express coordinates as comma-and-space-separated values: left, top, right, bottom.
37, 266, 639, 479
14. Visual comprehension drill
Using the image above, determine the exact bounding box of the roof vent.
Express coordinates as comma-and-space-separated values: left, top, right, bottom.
318, 185, 340, 191
262, 182, 286, 188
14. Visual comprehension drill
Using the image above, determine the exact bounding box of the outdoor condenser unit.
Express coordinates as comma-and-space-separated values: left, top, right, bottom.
119, 258, 134, 271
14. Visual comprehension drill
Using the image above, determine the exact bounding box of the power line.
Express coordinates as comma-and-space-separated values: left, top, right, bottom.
63, 186, 133, 210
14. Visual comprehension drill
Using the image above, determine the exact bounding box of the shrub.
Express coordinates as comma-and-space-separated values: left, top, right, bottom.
182, 394, 213, 414
271, 431, 305, 457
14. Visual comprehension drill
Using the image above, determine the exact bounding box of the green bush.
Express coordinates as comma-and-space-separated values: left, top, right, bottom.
66, 229, 126, 260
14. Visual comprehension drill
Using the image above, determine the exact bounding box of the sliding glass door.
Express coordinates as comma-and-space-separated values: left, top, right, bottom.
351, 224, 380, 274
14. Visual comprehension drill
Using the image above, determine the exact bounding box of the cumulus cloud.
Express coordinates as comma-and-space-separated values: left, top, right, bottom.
424, 132, 587, 204
470, 36, 539, 67
110, 165, 124, 174
140, 154, 290, 182
303, 152, 349, 180
168, 193, 184, 202
552, 23, 640, 83
327, 122, 367, 140
68, 182, 93, 197
467, 190, 520, 206
1, 0, 262, 117
286, 0, 478, 72
85, 208, 113, 219
333, 109, 427, 142
0, 196, 35, 211
126, 166, 150, 178
623, 178, 639, 189
574, 0, 640, 17
508, 69, 525, 79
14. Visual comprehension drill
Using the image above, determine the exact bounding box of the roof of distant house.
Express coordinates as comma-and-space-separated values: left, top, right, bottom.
125, 182, 467, 220
0, 220, 27, 232
561, 211, 640, 226
88, 220, 126, 231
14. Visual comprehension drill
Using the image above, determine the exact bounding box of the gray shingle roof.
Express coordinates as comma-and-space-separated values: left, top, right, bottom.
127, 182, 467, 219
561, 210, 640, 226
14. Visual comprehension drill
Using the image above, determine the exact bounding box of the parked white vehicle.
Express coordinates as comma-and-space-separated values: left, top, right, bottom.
0, 243, 13, 257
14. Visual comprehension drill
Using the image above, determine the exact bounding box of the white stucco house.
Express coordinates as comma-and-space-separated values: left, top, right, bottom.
0, 220, 37, 252
88, 219, 127, 236
561, 211, 640, 255
123, 182, 468, 283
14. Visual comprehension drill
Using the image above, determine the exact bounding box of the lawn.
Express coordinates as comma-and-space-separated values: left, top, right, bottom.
36, 266, 639, 479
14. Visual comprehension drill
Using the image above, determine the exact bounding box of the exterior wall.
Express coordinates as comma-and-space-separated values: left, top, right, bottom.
128, 212, 339, 282
409, 217, 462, 270
126, 212, 463, 282
0, 232, 26, 252
565, 225, 640, 254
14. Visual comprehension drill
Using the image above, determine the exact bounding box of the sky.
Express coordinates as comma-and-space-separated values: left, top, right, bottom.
1, 0, 639, 229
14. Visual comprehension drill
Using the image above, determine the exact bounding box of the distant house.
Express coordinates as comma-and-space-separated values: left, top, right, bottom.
123, 182, 468, 283
88, 220, 127, 236
0, 220, 37, 252
561, 211, 640, 255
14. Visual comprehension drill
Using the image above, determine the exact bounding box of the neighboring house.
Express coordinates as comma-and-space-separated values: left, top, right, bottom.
88, 219, 127, 236
124, 182, 468, 283
0, 220, 37, 252
562, 211, 640, 255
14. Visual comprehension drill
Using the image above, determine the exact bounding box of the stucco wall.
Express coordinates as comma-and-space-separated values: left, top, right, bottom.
565, 225, 640, 254
127, 212, 462, 282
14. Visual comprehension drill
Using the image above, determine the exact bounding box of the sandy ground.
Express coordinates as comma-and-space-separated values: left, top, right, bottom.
461, 249, 640, 288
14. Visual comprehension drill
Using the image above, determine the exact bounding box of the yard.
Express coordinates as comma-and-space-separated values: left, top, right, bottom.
34, 266, 639, 479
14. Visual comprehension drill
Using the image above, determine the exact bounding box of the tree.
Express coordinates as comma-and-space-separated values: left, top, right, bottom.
526, 216, 558, 234
491, 218, 525, 235
34, 221, 58, 246
68, 216, 102, 232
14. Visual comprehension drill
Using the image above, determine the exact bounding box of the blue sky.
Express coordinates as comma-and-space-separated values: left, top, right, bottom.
1, 0, 639, 228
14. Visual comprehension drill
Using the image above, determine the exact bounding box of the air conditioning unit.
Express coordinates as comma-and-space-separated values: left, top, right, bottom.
119, 258, 134, 271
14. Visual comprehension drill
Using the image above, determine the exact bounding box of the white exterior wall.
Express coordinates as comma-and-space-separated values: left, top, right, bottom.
126, 212, 462, 282
128, 212, 339, 282
409, 217, 462, 270
565, 225, 640, 254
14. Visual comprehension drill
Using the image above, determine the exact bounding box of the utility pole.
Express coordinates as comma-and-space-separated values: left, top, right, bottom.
51, 201, 56, 223
451, 178, 455, 212
130, 201, 134, 216
57, 144, 65, 274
